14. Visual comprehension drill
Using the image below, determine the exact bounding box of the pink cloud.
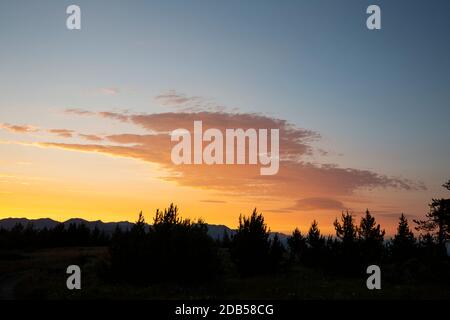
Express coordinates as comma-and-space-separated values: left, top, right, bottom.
154, 90, 230, 113
49, 129, 74, 138
0, 123, 38, 133
78, 134, 104, 142
289, 197, 346, 211
154, 90, 201, 106
36, 109, 424, 202
65, 109, 95, 116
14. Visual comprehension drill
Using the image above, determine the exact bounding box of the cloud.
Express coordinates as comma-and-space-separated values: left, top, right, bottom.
49, 129, 74, 138
65, 109, 95, 116
154, 90, 201, 106
98, 111, 130, 122
200, 200, 228, 204
0, 123, 38, 133
63, 109, 319, 160
154, 90, 230, 113
79, 134, 103, 142
97, 87, 120, 95
34, 108, 424, 202
65, 109, 129, 122
289, 197, 346, 211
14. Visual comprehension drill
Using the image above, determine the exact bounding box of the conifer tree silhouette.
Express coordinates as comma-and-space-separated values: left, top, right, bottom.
304, 220, 325, 266
307, 220, 324, 249
287, 228, 307, 261
110, 204, 220, 285
333, 211, 359, 272
414, 180, 450, 247
391, 213, 416, 261
269, 234, 285, 272
334, 211, 358, 244
358, 209, 385, 264
231, 208, 272, 276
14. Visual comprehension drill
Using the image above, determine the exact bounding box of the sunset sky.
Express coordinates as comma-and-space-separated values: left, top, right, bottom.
1, 0, 449, 235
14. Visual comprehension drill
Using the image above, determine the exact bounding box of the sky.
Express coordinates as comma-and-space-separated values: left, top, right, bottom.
0, 0, 449, 235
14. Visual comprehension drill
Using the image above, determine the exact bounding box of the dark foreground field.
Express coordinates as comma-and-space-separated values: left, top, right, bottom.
1, 247, 449, 300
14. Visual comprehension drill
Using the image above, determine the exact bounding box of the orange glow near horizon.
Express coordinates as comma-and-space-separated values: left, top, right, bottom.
0, 140, 432, 236
0, 107, 441, 238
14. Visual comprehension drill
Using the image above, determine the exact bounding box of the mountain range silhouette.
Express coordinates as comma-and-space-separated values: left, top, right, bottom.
0, 217, 288, 244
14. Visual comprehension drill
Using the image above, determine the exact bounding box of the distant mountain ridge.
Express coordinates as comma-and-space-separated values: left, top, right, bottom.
0, 217, 289, 244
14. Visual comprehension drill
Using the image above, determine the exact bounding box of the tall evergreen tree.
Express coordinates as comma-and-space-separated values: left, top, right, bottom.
307, 220, 324, 250
333, 211, 360, 271
302, 220, 326, 266
333, 211, 358, 245
287, 228, 307, 261
359, 209, 385, 242
358, 209, 385, 263
132, 211, 147, 236
269, 234, 285, 272
231, 208, 271, 275
391, 213, 416, 260
414, 180, 450, 246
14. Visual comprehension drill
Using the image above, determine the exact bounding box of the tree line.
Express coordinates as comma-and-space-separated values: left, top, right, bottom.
0, 222, 109, 250
1, 180, 449, 285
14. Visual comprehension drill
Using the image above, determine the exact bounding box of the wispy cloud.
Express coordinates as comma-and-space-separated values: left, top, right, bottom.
288, 197, 346, 211
65, 109, 95, 116
200, 200, 228, 204
33, 108, 424, 202
97, 87, 120, 95
49, 129, 74, 138
79, 134, 104, 142
154, 90, 232, 113
0, 123, 39, 133
154, 90, 201, 106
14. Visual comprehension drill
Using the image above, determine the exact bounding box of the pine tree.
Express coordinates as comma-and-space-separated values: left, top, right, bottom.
414, 180, 450, 246
287, 228, 307, 261
269, 234, 285, 272
303, 220, 325, 266
153, 203, 181, 226
358, 209, 385, 263
110, 205, 220, 284
333, 211, 360, 270
391, 213, 416, 260
131, 211, 147, 236
394, 214, 415, 244
333, 211, 357, 245
230, 208, 271, 275
307, 220, 324, 249
443, 179, 450, 191
359, 209, 385, 242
